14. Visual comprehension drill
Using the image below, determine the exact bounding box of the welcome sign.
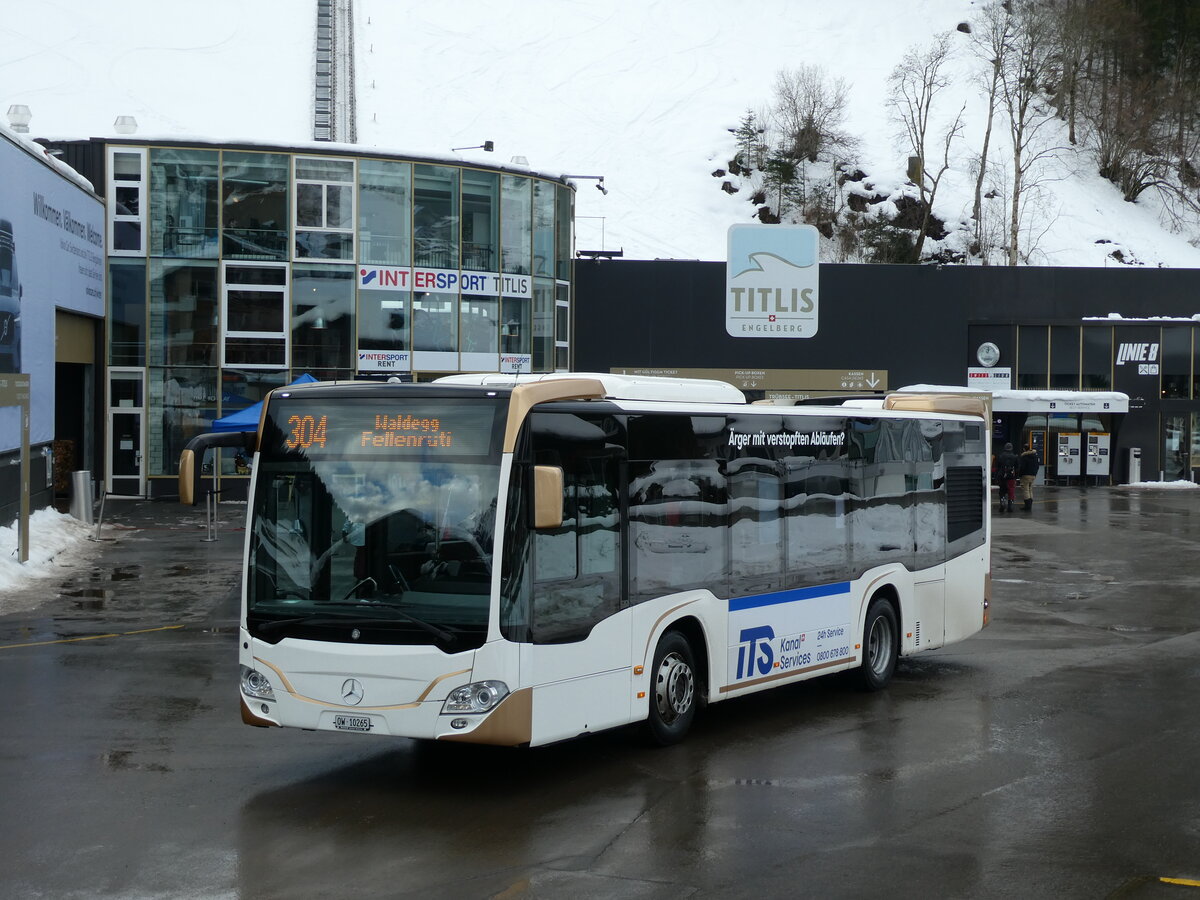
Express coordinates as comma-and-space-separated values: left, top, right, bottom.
726, 223, 819, 338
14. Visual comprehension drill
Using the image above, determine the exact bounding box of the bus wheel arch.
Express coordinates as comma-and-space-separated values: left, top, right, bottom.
643, 619, 707, 745
855, 587, 900, 692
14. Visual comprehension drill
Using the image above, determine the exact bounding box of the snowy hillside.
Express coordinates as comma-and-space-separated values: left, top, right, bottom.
4, 0, 1200, 267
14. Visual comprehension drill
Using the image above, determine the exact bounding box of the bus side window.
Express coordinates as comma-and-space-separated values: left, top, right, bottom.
529, 412, 624, 643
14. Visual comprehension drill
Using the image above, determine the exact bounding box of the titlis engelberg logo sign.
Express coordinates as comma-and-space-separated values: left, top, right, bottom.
726, 223, 819, 338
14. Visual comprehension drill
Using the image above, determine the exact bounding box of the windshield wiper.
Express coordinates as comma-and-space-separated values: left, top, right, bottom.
255, 601, 459, 644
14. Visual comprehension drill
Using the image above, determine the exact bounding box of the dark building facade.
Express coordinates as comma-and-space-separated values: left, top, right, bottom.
574, 260, 1200, 483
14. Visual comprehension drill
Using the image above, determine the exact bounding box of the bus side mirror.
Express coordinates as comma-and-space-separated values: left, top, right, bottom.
533, 465, 564, 530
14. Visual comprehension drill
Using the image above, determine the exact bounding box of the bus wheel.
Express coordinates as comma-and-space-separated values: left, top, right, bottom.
856, 597, 899, 692
644, 631, 697, 745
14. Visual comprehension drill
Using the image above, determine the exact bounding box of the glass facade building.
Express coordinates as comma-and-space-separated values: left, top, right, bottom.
75, 139, 575, 497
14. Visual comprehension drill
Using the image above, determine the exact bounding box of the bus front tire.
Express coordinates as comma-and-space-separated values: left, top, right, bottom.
643, 631, 697, 746
856, 597, 899, 692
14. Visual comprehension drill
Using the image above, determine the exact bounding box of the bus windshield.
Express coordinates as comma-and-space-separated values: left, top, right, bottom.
247, 396, 506, 649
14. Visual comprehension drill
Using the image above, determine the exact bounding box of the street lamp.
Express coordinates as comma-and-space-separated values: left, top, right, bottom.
452, 141, 494, 152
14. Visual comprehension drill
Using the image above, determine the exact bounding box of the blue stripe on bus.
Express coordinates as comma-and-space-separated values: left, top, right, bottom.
727, 581, 851, 612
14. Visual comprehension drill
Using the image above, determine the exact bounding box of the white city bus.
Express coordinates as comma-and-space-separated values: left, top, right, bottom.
198, 374, 990, 747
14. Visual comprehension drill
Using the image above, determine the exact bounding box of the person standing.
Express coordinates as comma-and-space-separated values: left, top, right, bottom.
995, 442, 1020, 512
1019, 444, 1041, 511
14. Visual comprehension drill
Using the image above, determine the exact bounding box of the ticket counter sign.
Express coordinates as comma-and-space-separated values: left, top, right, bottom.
726, 224, 819, 338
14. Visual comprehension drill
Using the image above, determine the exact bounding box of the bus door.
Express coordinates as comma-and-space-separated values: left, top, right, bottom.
521, 413, 630, 739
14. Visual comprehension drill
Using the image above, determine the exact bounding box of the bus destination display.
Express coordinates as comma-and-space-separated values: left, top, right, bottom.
283, 414, 451, 450
267, 399, 502, 458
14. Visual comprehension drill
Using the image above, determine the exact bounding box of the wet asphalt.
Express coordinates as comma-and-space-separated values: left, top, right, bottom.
1, 488, 1200, 899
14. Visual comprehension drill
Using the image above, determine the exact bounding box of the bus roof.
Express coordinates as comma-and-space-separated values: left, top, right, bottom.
435, 372, 747, 404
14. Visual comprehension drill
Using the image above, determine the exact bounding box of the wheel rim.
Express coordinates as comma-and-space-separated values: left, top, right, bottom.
867, 612, 895, 677
654, 651, 694, 724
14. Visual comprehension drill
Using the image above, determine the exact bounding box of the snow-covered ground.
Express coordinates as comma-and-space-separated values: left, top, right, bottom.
4, 0, 1200, 265
0, 508, 99, 608
1120, 480, 1200, 490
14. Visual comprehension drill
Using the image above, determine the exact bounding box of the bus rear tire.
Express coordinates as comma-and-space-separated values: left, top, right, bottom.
855, 597, 898, 692
643, 631, 697, 746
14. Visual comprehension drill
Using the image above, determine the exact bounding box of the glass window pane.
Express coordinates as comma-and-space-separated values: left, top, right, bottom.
501, 297, 530, 354
149, 148, 219, 258
110, 376, 143, 408
150, 367, 217, 476
296, 183, 324, 228
358, 158, 411, 266
113, 152, 142, 180
413, 291, 458, 351
461, 296, 498, 353
414, 165, 459, 268
1017, 325, 1048, 390
228, 289, 285, 333
113, 221, 141, 253
222, 151, 289, 261
730, 459, 783, 588
226, 265, 287, 286
556, 185, 573, 281
1050, 326, 1079, 390
533, 180, 555, 277
149, 260, 218, 366
501, 175, 531, 274
532, 278, 554, 371
114, 186, 140, 216
555, 302, 569, 339
296, 157, 354, 182
109, 260, 145, 366
1162, 326, 1190, 399
358, 289, 410, 352
292, 265, 354, 370
226, 337, 286, 367
1082, 327, 1111, 390
462, 170, 498, 272
326, 184, 352, 229
295, 231, 353, 260
629, 452, 727, 603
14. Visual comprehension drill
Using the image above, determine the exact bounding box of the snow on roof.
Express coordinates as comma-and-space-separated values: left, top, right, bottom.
0, 122, 96, 194
1082, 314, 1200, 322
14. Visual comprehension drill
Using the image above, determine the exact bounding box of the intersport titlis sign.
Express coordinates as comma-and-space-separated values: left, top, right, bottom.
725, 223, 819, 338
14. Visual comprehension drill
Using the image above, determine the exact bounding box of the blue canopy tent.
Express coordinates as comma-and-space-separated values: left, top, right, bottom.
210, 373, 318, 432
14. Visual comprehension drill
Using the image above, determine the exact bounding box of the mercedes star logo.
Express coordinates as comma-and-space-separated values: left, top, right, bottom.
341, 678, 364, 706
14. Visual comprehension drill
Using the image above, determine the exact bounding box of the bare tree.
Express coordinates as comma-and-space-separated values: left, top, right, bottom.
969, 2, 1013, 256
995, 0, 1063, 266
888, 33, 965, 261
770, 65, 856, 164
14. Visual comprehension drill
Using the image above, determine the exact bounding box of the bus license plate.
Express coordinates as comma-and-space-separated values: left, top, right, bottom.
332, 714, 373, 732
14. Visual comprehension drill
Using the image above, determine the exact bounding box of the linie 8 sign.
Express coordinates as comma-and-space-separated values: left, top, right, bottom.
725, 223, 819, 339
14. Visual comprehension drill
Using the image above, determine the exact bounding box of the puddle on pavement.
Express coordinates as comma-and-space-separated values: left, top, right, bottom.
103, 749, 171, 774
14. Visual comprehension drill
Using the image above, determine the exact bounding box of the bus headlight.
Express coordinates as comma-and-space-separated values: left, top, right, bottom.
241, 664, 276, 701
442, 681, 509, 714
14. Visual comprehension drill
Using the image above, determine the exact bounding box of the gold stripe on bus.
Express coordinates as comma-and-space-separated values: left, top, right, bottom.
253, 657, 471, 710
719, 656, 853, 694
503, 379, 606, 453
640, 598, 701, 667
